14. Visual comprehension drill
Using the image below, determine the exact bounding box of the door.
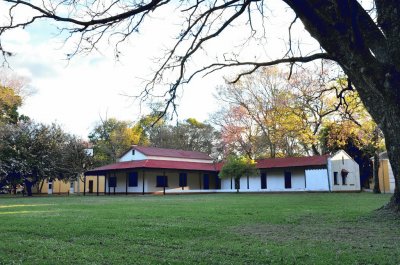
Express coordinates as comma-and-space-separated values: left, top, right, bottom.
284, 171, 292, 189
215, 175, 221, 189
261, 173, 267, 189
203, 174, 209, 190
89, 180, 94, 193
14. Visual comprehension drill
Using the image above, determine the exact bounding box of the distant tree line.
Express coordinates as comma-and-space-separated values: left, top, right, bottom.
0, 71, 92, 195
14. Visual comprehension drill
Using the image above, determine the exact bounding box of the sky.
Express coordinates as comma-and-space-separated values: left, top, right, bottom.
0, 0, 312, 139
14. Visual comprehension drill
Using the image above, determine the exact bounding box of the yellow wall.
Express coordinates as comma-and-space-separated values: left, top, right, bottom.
34, 176, 105, 194
78, 175, 105, 194
35, 179, 71, 194
370, 160, 391, 193
378, 160, 391, 193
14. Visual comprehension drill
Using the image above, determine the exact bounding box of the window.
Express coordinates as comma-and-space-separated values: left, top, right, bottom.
284, 171, 292, 189
179, 173, 187, 187
132, 149, 135, 155
203, 174, 210, 190
109, 176, 117, 187
156, 175, 168, 187
48, 183, 52, 190
70, 182, 74, 188
342, 156, 344, 165
261, 173, 267, 189
333, 172, 338, 185
128, 172, 138, 187
341, 170, 348, 185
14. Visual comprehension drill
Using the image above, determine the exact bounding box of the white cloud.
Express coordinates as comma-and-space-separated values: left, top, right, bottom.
7, 0, 318, 139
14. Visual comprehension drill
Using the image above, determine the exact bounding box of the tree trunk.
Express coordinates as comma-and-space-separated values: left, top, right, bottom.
235, 177, 240, 193
382, 125, 400, 212
283, 0, 400, 211
38, 180, 44, 193
373, 152, 381, 194
24, 179, 33, 196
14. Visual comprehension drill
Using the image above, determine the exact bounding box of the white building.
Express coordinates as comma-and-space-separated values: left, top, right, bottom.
85, 146, 220, 195
220, 150, 360, 192
85, 146, 360, 194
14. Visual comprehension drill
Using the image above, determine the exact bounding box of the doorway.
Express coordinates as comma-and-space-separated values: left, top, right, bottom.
89, 180, 94, 193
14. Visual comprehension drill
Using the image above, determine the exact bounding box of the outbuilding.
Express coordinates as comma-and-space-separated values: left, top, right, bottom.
220, 150, 360, 192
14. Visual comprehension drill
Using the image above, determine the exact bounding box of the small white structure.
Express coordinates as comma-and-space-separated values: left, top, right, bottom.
328, 150, 361, 191
220, 150, 360, 192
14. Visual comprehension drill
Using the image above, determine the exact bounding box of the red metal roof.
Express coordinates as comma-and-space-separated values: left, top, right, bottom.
86, 155, 329, 175
255, 155, 329, 169
132, 146, 212, 160
86, 159, 216, 175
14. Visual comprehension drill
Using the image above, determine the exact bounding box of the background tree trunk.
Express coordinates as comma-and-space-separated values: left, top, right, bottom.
383, 127, 400, 211
24, 179, 33, 196
373, 152, 381, 194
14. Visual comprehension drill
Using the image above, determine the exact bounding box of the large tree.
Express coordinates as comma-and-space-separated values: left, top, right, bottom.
214, 67, 366, 158
144, 117, 220, 155
1, 1, 400, 210
0, 121, 90, 195
89, 117, 143, 166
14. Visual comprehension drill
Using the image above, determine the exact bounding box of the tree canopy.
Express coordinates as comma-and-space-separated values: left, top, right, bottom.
218, 155, 259, 181
0, 121, 92, 195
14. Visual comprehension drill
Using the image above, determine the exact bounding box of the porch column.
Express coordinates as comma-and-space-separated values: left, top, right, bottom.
104, 173, 107, 195
126, 172, 128, 195
142, 170, 145, 195
113, 173, 116, 195
96, 174, 99, 196
163, 170, 166, 195
199, 172, 202, 190
83, 174, 86, 196
108, 173, 111, 195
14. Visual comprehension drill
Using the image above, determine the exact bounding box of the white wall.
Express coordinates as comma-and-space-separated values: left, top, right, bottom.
387, 161, 396, 193
305, 169, 329, 191
105, 171, 145, 193
146, 155, 213, 163
105, 170, 218, 193
329, 150, 360, 191
119, 149, 147, 162
221, 178, 232, 190
118, 148, 213, 163
220, 168, 307, 192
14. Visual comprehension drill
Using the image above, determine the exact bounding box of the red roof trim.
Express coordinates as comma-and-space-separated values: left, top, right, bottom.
86, 155, 329, 175
255, 155, 329, 169
86, 159, 216, 175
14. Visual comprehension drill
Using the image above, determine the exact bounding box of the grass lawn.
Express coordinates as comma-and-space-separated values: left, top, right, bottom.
0, 193, 399, 265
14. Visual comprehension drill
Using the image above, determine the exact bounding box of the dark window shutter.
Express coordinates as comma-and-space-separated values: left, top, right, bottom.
179, 173, 187, 187
157, 176, 168, 187
261, 173, 267, 189
284, 171, 292, 189
109, 177, 117, 187
128, 172, 138, 187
